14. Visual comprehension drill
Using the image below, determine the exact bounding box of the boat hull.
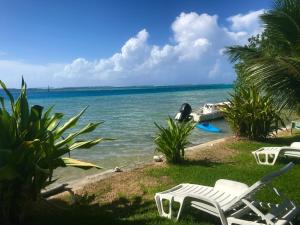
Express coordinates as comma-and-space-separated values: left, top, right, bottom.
196, 123, 221, 133
190, 111, 223, 122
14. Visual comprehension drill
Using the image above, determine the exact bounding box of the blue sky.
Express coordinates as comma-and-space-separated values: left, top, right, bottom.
0, 0, 270, 88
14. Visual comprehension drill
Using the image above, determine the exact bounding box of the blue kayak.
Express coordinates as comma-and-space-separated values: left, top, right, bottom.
196, 123, 221, 133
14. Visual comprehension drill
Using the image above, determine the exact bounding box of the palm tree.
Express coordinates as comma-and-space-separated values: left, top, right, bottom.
226, 0, 300, 111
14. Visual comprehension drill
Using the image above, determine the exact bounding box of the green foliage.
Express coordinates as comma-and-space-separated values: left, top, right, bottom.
0, 79, 109, 224
222, 86, 285, 140
226, 0, 300, 111
154, 117, 195, 164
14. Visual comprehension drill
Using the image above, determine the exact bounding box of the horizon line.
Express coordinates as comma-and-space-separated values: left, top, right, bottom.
5, 83, 234, 90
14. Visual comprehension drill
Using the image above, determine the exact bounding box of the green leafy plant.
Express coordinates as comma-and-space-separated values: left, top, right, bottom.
0, 79, 110, 225
154, 117, 195, 164
222, 86, 285, 140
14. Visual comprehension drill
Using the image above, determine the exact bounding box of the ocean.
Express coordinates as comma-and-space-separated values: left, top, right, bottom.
4, 85, 233, 183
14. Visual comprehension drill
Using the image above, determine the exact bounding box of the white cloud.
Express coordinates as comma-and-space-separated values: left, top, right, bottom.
0, 60, 64, 87
172, 13, 219, 43
0, 9, 264, 88
227, 9, 265, 38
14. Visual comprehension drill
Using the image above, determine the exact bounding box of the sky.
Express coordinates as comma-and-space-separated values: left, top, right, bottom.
0, 0, 271, 88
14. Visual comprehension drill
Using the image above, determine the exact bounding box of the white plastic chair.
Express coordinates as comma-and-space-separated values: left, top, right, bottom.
155, 163, 299, 225
252, 142, 300, 165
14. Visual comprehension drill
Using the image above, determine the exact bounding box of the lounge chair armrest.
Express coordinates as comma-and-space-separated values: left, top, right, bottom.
188, 194, 219, 205
156, 184, 187, 194
188, 194, 224, 213
188, 194, 228, 224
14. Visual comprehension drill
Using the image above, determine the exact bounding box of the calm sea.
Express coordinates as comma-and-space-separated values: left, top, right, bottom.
4, 85, 233, 182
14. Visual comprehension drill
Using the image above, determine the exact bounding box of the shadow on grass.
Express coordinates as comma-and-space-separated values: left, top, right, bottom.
26, 195, 219, 225
178, 159, 223, 167
26, 196, 160, 225
263, 133, 300, 145
27, 194, 300, 225
24, 196, 219, 225
276, 156, 300, 165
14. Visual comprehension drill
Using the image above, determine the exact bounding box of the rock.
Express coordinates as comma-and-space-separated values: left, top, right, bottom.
153, 155, 163, 162
114, 167, 123, 172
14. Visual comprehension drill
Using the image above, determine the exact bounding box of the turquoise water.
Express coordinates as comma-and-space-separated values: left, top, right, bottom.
19, 85, 232, 182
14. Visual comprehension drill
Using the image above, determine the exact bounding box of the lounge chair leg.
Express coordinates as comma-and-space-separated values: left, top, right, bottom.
155, 195, 171, 218
155, 195, 163, 217
256, 152, 279, 166
169, 197, 174, 219
218, 212, 228, 225
154, 195, 176, 219
175, 201, 185, 221
252, 152, 260, 164
257, 153, 268, 165
271, 154, 279, 166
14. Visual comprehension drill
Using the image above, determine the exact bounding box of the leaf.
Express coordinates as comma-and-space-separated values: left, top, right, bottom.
61, 157, 102, 169
46, 113, 64, 131
42, 105, 54, 121
55, 122, 103, 147
54, 107, 88, 137
31, 105, 44, 120
14, 79, 30, 130
0, 80, 15, 111
0, 96, 5, 110
68, 138, 106, 150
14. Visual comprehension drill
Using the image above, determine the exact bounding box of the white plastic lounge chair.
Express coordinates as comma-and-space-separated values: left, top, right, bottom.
155, 162, 299, 225
252, 142, 300, 166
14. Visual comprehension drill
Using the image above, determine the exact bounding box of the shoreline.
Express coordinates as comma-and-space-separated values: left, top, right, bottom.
47, 127, 293, 195
51, 136, 233, 193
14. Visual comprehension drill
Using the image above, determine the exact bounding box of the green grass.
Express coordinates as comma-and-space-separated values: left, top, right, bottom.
26, 132, 300, 225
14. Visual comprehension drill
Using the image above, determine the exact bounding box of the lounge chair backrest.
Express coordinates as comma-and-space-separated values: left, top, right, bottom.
225, 163, 294, 211
291, 142, 300, 148
240, 162, 294, 200
214, 179, 249, 196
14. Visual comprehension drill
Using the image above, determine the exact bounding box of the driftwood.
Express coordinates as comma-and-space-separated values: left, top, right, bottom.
41, 184, 74, 199
41, 184, 76, 209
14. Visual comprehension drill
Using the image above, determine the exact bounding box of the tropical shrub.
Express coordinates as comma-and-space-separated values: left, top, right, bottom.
222, 86, 285, 140
154, 117, 195, 163
0, 79, 109, 225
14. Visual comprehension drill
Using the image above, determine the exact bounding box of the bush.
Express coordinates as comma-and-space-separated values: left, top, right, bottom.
0, 79, 109, 225
222, 86, 285, 140
154, 117, 195, 163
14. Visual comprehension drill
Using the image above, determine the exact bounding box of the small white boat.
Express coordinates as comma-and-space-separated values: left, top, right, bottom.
190, 102, 229, 122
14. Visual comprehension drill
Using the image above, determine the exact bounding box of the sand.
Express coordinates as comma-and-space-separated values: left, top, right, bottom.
43, 136, 234, 196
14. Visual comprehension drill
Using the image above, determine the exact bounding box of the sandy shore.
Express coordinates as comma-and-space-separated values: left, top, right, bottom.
50, 136, 233, 193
